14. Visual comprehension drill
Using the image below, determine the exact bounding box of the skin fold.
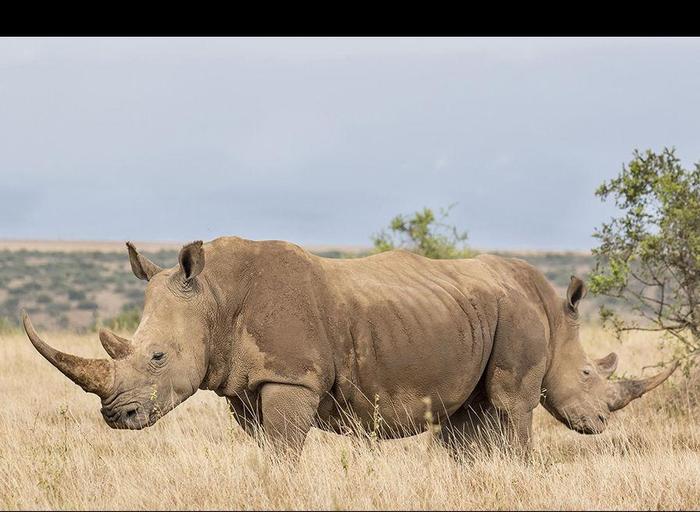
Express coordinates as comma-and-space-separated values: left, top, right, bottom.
22, 236, 678, 459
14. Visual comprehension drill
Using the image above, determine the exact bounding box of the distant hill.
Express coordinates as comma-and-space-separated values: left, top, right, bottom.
0, 242, 618, 332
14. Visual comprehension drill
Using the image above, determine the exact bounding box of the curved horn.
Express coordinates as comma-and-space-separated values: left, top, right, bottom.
22, 311, 114, 398
607, 361, 679, 412
99, 328, 133, 359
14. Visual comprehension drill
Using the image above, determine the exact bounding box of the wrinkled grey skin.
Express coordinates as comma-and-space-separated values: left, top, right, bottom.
23, 236, 677, 457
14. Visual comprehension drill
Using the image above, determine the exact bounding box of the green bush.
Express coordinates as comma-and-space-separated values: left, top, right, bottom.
102, 307, 141, 332
77, 300, 98, 311
591, 148, 700, 365
68, 289, 86, 301
2, 297, 20, 317
46, 301, 71, 314
372, 205, 474, 259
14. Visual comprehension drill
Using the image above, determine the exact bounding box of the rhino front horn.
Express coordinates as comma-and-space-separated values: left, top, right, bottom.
22, 310, 115, 398
607, 361, 679, 412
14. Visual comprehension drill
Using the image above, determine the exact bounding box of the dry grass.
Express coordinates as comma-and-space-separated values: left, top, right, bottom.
1, 325, 698, 510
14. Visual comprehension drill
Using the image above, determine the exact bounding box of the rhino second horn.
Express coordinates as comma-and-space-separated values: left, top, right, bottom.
99, 328, 133, 359
595, 352, 619, 379
607, 361, 679, 412
22, 310, 115, 398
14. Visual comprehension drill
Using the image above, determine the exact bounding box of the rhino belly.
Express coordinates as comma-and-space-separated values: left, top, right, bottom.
322, 282, 493, 438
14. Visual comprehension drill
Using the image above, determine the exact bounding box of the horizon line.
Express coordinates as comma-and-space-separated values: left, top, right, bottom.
0, 238, 593, 256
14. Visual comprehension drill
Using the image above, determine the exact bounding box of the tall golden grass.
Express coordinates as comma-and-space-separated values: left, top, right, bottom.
0, 325, 697, 510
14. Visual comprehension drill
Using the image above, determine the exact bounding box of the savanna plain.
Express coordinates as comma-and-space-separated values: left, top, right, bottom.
0, 245, 699, 510
3, 323, 700, 509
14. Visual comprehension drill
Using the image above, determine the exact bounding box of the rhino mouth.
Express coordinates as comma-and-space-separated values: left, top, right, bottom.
560, 409, 609, 435
542, 400, 609, 435
100, 390, 189, 430
101, 402, 158, 430
569, 416, 608, 435
101, 392, 161, 430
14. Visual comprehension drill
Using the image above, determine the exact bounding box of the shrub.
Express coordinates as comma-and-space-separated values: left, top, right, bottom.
102, 307, 141, 332
68, 289, 86, 301
591, 148, 700, 367
77, 300, 98, 311
36, 294, 53, 304
372, 205, 474, 259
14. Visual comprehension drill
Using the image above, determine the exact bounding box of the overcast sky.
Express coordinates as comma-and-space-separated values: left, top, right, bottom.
1, 37, 699, 250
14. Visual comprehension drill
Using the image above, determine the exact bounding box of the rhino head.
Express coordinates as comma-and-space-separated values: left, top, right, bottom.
540, 275, 678, 434
22, 241, 211, 429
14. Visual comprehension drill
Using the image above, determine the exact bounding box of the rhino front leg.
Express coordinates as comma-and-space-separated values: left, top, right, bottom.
483, 299, 547, 458
487, 368, 542, 458
496, 407, 534, 456
259, 382, 320, 460
438, 397, 534, 458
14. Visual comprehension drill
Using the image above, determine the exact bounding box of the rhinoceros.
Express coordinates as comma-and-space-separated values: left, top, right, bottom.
22, 236, 677, 456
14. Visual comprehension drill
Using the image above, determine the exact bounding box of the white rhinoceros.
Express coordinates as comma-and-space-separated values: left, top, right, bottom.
22, 236, 677, 456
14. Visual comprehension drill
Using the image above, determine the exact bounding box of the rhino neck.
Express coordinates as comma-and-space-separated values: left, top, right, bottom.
507, 264, 563, 391
196, 238, 258, 394
198, 238, 332, 398
537, 294, 572, 393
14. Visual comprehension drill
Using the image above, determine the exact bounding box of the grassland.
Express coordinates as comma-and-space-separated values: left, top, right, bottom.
0, 242, 691, 509
0, 325, 697, 510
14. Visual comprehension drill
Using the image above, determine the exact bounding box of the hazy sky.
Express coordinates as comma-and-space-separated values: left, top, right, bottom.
1, 37, 700, 250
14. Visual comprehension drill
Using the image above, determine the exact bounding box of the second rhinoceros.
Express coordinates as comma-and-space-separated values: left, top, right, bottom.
22, 236, 677, 456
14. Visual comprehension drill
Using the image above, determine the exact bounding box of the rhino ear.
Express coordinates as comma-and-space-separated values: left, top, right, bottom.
178, 241, 205, 282
126, 242, 163, 281
566, 275, 587, 312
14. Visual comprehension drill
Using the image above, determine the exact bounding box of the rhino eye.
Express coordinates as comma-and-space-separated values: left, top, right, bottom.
582, 368, 591, 376
152, 352, 165, 362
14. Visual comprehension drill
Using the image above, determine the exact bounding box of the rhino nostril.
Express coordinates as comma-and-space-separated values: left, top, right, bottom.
123, 406, 139, 421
